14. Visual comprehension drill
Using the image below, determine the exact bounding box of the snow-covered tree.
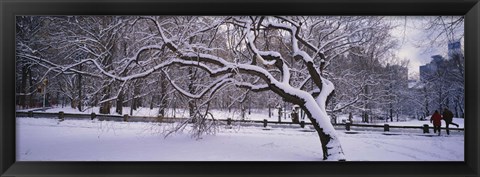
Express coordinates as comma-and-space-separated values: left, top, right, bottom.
18, 16, 397, 160
16, 16, 47, 108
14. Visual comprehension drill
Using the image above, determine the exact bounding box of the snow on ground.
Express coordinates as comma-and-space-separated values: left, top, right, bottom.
16, 117, 464, 161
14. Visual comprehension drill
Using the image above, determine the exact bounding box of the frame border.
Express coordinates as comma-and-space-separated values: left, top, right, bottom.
1, 0, 479, 176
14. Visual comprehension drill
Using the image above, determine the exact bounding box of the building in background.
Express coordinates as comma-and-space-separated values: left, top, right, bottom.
448, 40, 462, 60
419, 40, 463, 82
415, 41, 464, 118
419, 55, 444, 82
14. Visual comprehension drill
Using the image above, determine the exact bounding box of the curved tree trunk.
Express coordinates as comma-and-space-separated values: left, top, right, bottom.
301, 99, 346, 161
314, 78, 345, 160
270, 81, 345, 160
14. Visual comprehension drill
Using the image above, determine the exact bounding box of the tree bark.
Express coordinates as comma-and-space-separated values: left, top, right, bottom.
78, 63, 83, 111
150, 95, 155, 110
99, 86, 111, 114
133, 81, 141, 111
20, 65, 27, 107
116, 90, 123, 115
100, 53, 113, 114
28, 67, 34, 108
188, 68, 196, 119
158, 72, 168, 116
389, 104, 393, 122
363, 85, 369, 123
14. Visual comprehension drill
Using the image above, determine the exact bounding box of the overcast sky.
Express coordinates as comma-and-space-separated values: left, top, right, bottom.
388, 16, 463, 80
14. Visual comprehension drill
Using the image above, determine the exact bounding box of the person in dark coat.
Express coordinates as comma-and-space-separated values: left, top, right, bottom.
290, 108, 299, 123
442, 108, 459, 135
430, 110, 442, 135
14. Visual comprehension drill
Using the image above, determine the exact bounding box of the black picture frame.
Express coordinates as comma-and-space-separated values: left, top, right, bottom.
1, 0, 479, 176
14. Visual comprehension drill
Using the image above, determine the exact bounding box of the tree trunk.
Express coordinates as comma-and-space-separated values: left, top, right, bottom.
268, 106, 271, 118
454, 98, 462, 118
55, 92, 59, 107
19, 65, 28, 107
130, 91, 134, 116
160, 94, 168, 116
454, 103, 458, 118
158, 73, 168, 116
133, 82, 141, 111
77, 63, 83, 111
28, 67, 34, 108
300, 101, 345, 161
188, 68, 196, 119
150, 95, 155, 110
100, 52, 112, 114
389, 104, 393, 122
363, 85, 369, 123
116, 90, 123, 115
188, 100, 195, 119
100, 85, 111, 114
70, 98, 76, 109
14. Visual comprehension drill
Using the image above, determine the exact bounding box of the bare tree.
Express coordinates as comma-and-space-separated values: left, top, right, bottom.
16, 16, 46, 108
421, 16, 464, 117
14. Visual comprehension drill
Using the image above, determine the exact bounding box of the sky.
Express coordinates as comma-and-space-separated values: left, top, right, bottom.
388, 16, 463, 80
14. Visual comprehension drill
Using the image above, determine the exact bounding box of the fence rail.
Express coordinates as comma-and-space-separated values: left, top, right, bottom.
16, 111, 464, 133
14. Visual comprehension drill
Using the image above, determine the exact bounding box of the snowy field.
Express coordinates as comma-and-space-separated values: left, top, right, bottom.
16, 116, 464, 161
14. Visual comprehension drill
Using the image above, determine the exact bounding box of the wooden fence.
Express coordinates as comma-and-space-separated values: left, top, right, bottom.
16, 111, 464, 134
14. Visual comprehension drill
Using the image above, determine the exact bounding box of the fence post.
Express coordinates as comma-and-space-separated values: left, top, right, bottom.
384, 124, 390, 132
263, 119, 268, 128
58, 111, 64, 121
227, 118, 232, 125
300, 120, 305, 128
123, 114, 129, 122
423, 124, 429, 134
28, 111, 33, 117
277, 107, 282, 123
91, 112, 96, 120
346, 122, 351, 131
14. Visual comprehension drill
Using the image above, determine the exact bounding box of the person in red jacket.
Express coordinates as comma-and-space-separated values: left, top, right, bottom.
430, 110, 443, 135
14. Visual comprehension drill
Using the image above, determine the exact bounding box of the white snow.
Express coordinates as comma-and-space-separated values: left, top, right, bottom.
315, 77, 335, 113
16, 116, 464, 161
